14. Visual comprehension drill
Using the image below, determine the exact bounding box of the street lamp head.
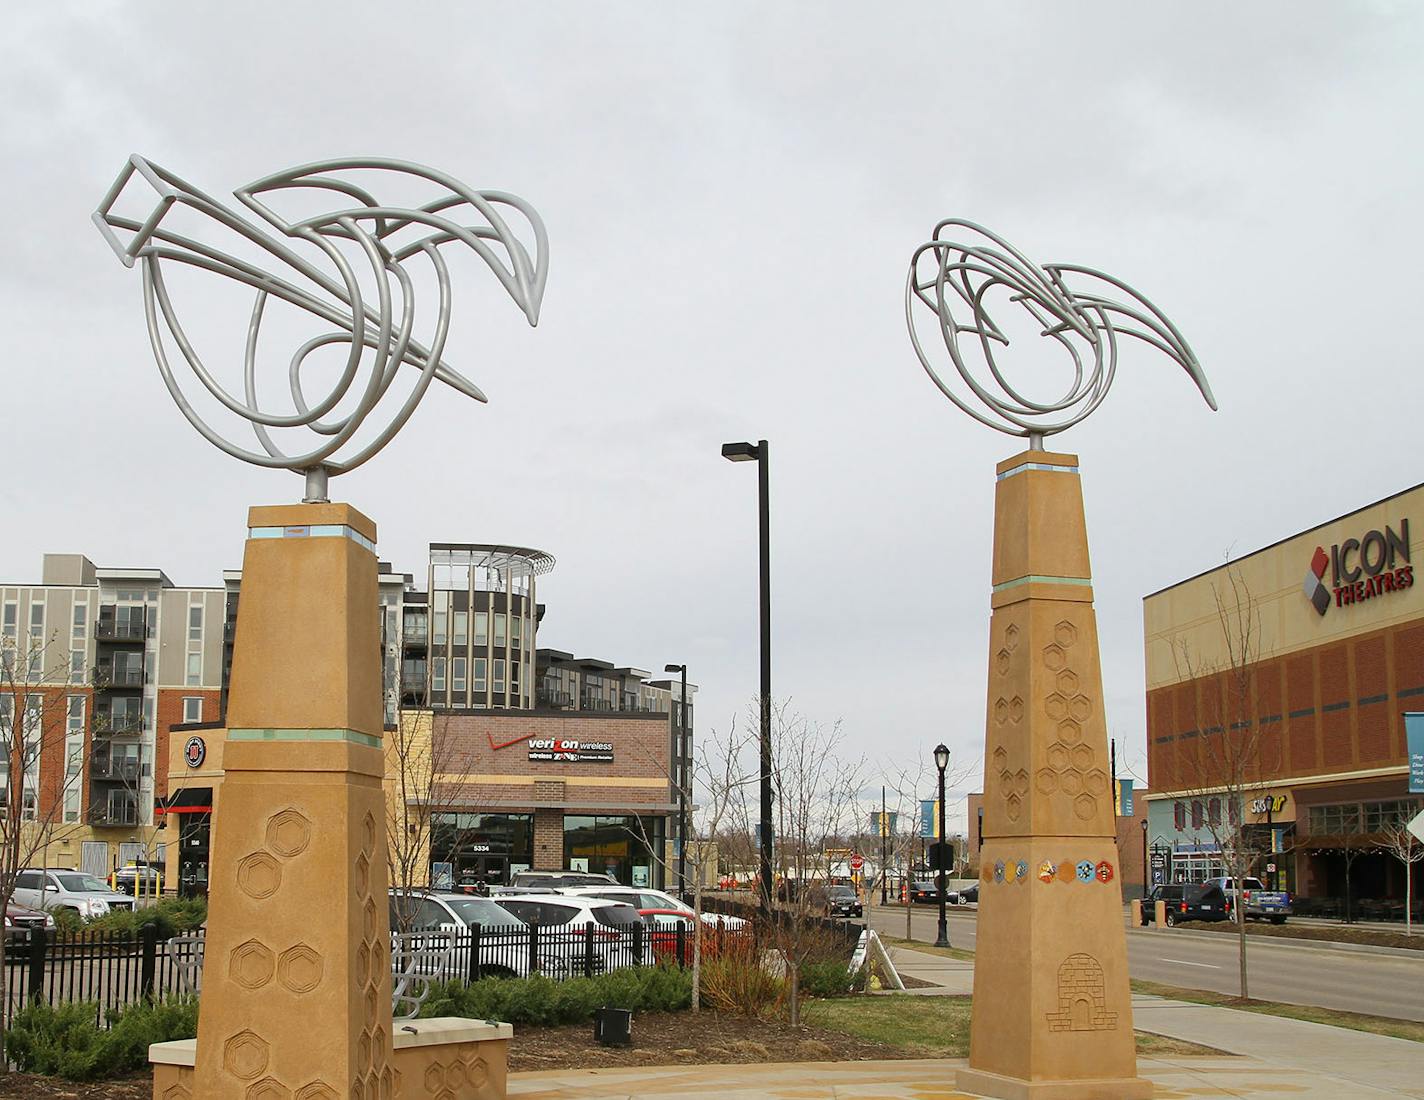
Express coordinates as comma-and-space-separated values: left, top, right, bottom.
664, 663, 685, 674
934, 743, 950, 772
1141, 819, 1148, 831
721, 441, 760, 462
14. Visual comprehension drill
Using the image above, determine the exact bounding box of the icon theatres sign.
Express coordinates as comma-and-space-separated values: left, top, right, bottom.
1303, 519, 1413, 617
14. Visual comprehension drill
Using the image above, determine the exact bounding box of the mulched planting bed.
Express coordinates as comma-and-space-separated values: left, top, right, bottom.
1173, 920, 1424, 950
0, 1075, 150, 1099
509, 1009, 909, 1072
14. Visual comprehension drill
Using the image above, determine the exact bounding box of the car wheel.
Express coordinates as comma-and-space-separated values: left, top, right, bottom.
1165, 911, 1177, 927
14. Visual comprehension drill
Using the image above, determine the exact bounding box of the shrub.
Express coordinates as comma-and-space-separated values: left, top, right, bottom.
419, 963, 692, 1026
4, 997, 197, 1081
698, 935, 786, 1017
53, 897, 207, 940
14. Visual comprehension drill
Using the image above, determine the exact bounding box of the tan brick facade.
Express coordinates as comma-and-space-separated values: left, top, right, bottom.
156, 687, 222, 800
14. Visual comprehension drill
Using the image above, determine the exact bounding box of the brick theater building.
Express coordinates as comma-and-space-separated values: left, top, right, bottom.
1144, 482, 1424, 911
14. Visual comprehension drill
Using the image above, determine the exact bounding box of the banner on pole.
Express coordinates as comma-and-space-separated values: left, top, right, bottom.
1115, 779, 1134, 817
919, 800, 939, 838
1407, 713, 1424, 794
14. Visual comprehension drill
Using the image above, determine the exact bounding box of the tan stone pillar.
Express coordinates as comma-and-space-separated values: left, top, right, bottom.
191, 503, 395, 1100
958, 452, 1151, 1100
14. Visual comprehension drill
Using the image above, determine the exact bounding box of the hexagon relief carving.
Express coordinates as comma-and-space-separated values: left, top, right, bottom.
355, 852, 371, 898
1005, 793, 1022, 821
266, 808, 313, 859
995, 648, 1011, 676
355, 942, 371, 985
1035, 768, 1059, 794
1074, 792, 1096, 820
1004, 622, 1020, 650
445, 1060, 468, 1088
992, 745, 1008, 770
230, 938, 275, 990
1086, 769, 1109, 794
364, 981, 379, 1024
223, 1030, 270, 1080
424, 1064, 445, 1093
1056, 670, 1079, 695
1043, 644, 1066, 671
295, 1085, 337, 1100
1008, 696, 1024, 724
1069, 694, 1092, 722
236, 851, 281, 900
1053, 620, 1078, 648
466, 1056, 488, 1087
1047, 744, 1069, 771
163, 1085, 192, 1100
371, 1025, 388, 1069
278, 943, 324, 994
1011, 768, 1029, 796
247, 1078, 290, 1100
363, 898, 378, 941
994, 698, 1008, 725
358, 1028, 373, 1072
1058, 719, 1081, 744
1070, 744, 1093, 770
1045, 693, 1067, 720
1061, 770, 1084, 796
362, 812, 377, 856
378, 1069, 395, 1100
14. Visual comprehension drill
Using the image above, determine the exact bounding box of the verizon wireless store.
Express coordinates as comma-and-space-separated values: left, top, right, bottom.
1144, 481, 1424, 911
421, 708, 679, 889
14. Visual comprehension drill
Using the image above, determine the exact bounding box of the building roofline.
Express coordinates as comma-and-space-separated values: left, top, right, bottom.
1144, 477, 1424, 601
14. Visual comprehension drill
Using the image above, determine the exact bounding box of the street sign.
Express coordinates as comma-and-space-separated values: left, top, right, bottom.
927, 840, 953, 871
1408, 808, 1424, 845
1266, 863, 1276, 873
849, 854, 865, 872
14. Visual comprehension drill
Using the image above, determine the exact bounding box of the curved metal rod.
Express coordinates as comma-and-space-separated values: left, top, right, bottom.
905, 221, 1212, 440
95, 155, 547, 496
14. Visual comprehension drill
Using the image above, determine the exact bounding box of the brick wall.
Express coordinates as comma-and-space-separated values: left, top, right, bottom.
156, 688, 222, 800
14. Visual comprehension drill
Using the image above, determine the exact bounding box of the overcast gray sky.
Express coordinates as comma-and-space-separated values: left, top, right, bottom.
5, 3, 1423, 832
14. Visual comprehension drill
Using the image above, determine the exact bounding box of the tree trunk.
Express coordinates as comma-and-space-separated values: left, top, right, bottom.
905, 885, 912, 941
1407, 860, 1414, 938
1236, 898, 1248, 1000
788, 958, 800, 1027
691, 879, 702, 1011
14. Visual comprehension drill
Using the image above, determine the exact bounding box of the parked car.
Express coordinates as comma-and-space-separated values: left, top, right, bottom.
11, 869, 135, 919
948, 884, 979, 905
909, 879, 940, 904
4, 902, 55, 958
110, 861, 164, 896
389, 889, 538, 979
1141, 883, 1229, 927
508, 870, 617, 890
494, 894, 645, 976
1203, 876, 1292, 924
561, 886, 750, 931
815, 884, 864, 919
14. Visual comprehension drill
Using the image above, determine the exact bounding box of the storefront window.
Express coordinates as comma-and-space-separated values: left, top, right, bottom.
430, 813, 533, 887
562, 815, 664, 887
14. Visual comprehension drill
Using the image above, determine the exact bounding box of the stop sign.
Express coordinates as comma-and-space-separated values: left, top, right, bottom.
849, 854, 864, 871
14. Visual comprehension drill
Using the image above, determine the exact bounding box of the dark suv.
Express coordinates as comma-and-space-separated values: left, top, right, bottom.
1141, 883, 1229, 926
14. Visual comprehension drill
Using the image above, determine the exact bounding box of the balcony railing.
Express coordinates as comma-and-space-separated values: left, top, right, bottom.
537, 690, 573, 709
88, 802, 140, 827
92, 713, 144, 736
92, 664, 144, 690
91, 757, 141, 782
95, 616, 146, 643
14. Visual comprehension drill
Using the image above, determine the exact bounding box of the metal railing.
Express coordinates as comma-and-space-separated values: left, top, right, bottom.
92, 663, 144, 689
1, 927, 202, 1028
95, 617, 147, 642
92, 713, 144, 736
90, 757, 141, 782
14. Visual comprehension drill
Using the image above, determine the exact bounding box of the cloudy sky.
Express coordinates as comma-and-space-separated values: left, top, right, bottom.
5, 4, 1423, 832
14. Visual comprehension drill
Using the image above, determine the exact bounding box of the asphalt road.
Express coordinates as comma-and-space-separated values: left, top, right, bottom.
865, 902, 1424, 1022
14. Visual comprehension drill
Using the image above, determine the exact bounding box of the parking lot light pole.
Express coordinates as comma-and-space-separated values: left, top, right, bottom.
1141, 818, 1149, 899
934, 743, 950, 948
722, 439, 773, 918
665, 663, 689, 900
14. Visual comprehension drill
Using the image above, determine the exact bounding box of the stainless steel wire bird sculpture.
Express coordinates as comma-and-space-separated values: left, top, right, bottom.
906, 220, 1213, 446
94, 156, 548, 501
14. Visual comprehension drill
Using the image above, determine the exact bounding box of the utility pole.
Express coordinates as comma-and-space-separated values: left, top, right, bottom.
880, 786, 888, 906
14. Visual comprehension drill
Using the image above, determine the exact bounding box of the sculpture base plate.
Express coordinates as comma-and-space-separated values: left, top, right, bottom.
957, 1066, 1153, 1100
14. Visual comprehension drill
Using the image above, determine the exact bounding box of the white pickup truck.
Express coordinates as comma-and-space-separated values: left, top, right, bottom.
1204, 876, 1291, 924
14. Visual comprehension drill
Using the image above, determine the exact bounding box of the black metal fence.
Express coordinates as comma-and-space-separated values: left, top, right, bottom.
1, 926, 203, 1027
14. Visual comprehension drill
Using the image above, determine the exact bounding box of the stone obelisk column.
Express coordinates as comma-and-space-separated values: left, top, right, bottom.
193, 503, 394, 1100
957, 451, 1151, 1100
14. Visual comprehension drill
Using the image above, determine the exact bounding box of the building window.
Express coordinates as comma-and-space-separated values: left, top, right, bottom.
1, 602, 15, 640
511, 615, 521, 647
1208, 798, 1221, 826
1190, 801, 1204, 829
1308, 803, 1362, 836
72, 603, 87, 639
186, 653, 202, 687
182, 697, 203, 724
432, 657, 447, 694
1173, 801, 1185, 830
473, 658, 487, 694
1228, 798, 1240, 826
451, 658, 467, 695
494, 614, 506, 647
474, 612, 488, 647
70, 650, 85, 685
453, 612, 467, 647
493, 659, 505, 693
1364, 799, 1418, 832
64, 696, 84, 824
432, 611, 447, 646
188, 605, 203, 642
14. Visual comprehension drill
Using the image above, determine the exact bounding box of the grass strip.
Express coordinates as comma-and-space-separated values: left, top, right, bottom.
1130, 980, 1424, 1044
804, 994, 1221, 1058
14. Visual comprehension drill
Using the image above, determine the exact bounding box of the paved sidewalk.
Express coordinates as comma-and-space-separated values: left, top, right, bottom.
507, 1055, 1416, 1098
880, 943, 973, 995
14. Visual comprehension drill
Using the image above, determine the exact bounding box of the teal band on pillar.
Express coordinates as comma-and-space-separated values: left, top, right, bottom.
228, 728, 383, 748
995, 462, 1080, 481
247, 524, 376, 553
992, 575, 1093, 593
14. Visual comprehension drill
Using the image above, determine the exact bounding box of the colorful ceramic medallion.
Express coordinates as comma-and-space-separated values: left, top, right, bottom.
1096, 860, 1114, 883
1038, 860, 1056, 883
994, 859, 1006, 883
1016, 859, 1029, 882
1058, 861, 1076, 883
1075, 860, 1094, 883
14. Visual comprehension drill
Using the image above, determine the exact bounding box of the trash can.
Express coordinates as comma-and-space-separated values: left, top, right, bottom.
593, 1006, 632, 1047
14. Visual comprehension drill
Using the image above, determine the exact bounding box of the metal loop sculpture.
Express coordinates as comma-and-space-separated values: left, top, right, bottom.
906, 219, 1214, 446
94, 156, 547, 501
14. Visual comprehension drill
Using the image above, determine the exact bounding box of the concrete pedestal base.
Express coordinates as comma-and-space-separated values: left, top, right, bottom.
152, 1017, 512, 1099
957, 1065, 1154, 1100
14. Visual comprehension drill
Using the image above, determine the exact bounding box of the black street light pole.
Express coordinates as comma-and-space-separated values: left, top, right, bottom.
665, 662, 689, 900
722, 440, 773, 917
934, 743, 950, 948
880, 786, 888, 907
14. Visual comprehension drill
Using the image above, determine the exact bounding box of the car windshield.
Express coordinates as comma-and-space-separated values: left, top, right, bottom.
827, 887, 856, 898
443, 898, 525, 928
56, 874, 111, 892
593, 905, 643, 929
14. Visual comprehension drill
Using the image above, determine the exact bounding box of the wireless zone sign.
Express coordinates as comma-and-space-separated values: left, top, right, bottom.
527, 737, 615, 764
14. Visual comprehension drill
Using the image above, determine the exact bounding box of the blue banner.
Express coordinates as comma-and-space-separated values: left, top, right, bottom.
1116, 779, 1134, 817
1407, 713, 1424, 794
920, 800, 938, 838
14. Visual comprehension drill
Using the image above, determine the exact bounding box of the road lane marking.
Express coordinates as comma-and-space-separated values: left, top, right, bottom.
1159, 958, 1220, 968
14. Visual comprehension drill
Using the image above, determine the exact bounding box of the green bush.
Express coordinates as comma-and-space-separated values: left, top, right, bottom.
799, 957, 854, 998
4, 997, 197, 1080
420, 963, 691, 1026
54, 897, 207, 940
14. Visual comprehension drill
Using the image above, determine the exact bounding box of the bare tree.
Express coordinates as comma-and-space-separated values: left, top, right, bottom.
0, 630, 94, 1060
1380, 814, 1424, 936
383, 708, 475, 931
1171, 567, 1280, 999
